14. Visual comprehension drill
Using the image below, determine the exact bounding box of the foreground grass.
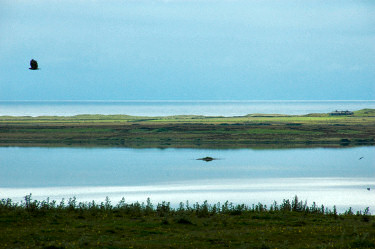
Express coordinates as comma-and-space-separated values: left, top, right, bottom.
1, 195, 374, 248
1, 109, 374, 148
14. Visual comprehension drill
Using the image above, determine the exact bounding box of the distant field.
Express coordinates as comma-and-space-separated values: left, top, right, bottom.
1, 109, 374, 148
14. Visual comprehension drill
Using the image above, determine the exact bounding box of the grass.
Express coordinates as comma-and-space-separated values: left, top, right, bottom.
243, 128, 324, 135
0, 195, 374, 249
0, 109, 374, 148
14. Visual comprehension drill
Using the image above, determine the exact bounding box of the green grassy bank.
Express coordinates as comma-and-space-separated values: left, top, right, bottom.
1, 195, 374, 249
1, 109, 374, 148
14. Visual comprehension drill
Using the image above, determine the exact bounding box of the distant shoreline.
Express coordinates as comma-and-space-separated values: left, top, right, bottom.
1, 109, 374, 149
1, 100, 374, 117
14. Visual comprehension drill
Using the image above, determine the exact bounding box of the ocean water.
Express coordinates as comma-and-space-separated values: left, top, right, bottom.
0, 100, 374, 117
1, 146, 373, 213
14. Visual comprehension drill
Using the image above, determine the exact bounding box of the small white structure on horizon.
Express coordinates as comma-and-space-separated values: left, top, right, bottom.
329, 110, 354, 116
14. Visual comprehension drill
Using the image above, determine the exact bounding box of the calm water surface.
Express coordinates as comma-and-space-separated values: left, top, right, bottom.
1, 146, 374, 212
1, 100, 374, 116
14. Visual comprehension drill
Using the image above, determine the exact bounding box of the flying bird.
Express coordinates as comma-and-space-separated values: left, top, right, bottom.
367, 188, 371, 191
359, 157, 364, 160
29, 59, 39, 70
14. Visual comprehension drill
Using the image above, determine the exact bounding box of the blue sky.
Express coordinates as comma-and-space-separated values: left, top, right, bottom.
0, 0, 374, 100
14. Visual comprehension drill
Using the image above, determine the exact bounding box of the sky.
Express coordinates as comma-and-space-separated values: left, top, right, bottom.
0, 0, 374, 101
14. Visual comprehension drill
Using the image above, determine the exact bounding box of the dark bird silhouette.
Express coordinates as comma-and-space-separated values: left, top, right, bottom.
29, 59, 38, 70
367, 188, 371, 191
359, 157, 364, 160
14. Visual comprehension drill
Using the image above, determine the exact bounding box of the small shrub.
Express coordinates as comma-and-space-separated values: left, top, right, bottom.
362, 207, 371, 222
176, 217, 193, 225
161, 218, 170, 225
156, 201, 171, 217
350, 238, 375, 248
43, 246, 64, 249
145, 197, 153, 215
260, 243, 271, 249
67, 197, 77, 211
344, 207, 354, 216
196, 200, 210, 218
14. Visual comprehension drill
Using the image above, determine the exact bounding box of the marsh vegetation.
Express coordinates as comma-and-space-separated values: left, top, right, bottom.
0, 195, 374, 248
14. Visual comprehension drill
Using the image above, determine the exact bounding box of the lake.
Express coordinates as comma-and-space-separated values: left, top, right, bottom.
1, 100, 374, 117
0, 146, 373, 213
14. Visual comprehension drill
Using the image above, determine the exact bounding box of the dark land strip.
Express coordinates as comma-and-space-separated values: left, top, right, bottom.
1, 109, 374, 148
